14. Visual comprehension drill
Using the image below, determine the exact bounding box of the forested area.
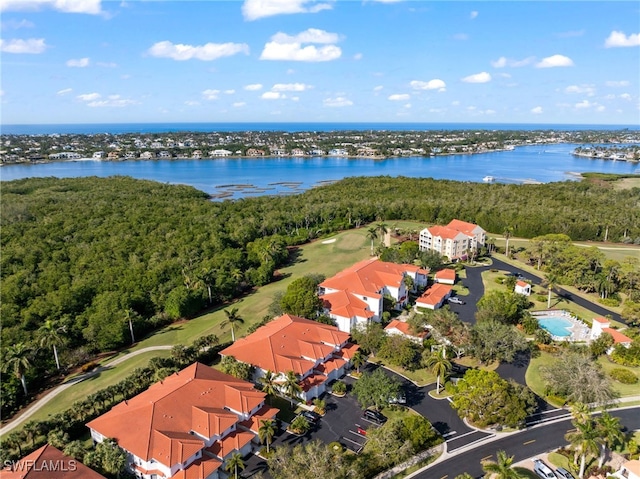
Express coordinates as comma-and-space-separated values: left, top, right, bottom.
1, 175, 639, 415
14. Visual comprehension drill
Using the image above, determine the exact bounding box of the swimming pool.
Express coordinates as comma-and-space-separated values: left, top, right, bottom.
538, 316, 573, 337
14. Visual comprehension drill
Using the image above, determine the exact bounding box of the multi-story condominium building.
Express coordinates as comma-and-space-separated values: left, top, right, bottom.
419, 219, 486, 261
87, 363, 278, 479
319, 259, 429, 332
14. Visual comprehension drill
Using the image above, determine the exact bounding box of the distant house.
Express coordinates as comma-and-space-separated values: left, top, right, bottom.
319, 259, 429, 332
107, 151, 121, 160
415, 283, 452, 310
590, 317, 633, 352
246, 148, 265, 157
419, 220, 486, 261
291, 148, 305, 157
139, 151, 155, 159
613, 460, 640, 479
434, 268, 456, 285
220, 314, 359, 401
328, 148, 348, 156
210, 149, 232, 157
384, 319, 429, 344
87, 363, 277, 479
92, 151, 105, 159
514, 280, 531, 296
0, 444, 106, 479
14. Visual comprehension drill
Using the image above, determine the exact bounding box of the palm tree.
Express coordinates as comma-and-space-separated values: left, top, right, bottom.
224, 307, 244, 342
543, 273, 559, 309
570, 402, 591, 424
258, 419, 276, 453
259, 370, 278, 404
225, 452, 245, 479
377, 222, 389, 246
2, 342, 33, 396
5, 431, 24, 456
503, 226, 513, 258
38, 319, 66, 370
283, 370, 302, 408
123, 309, 137, 344
423, 348, 451, 394
481, 450, 523, 479
596, 412, 624, 468
565, 419, 600, 479
366, 227, 378, 256
351, 350, 366, 373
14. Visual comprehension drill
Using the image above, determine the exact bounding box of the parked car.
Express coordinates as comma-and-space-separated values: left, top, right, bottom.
448, 296, 465, 305
301, 410, 321, 423
388, 393, 406, 405
362, 408, 387, 424
533, 459, 557, 479
555, 468, 574, 479
450, 363, 471, 375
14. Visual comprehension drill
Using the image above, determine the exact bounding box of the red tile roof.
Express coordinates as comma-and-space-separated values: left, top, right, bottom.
300, 373, 328, 392
0, 445, 106, 479
602, 327, 633, 344
516, 280, 529, 288
447, 219, 481, 236
320, 259, 421, 298
172, 456, 222, 479
320, 290, 375, 320
86, 363, 267, 469
220, 314, 352, 376
435, 269, 456, 282
416, 284, 452, 307
238, 405, 279, 434
425, 225, 466, 241
593, 316, 610, 324
205, 430, 254, 459
384, 319, 429, 338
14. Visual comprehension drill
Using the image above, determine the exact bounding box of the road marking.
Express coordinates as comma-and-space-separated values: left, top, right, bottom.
443, 431, 457, 438
342, 436, 365, 447
440, 475, 448, 479
481, 455, 493, 462
446, 429, 480, 441
524, 439, 536, 445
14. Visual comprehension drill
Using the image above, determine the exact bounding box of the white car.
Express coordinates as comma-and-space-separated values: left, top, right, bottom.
448, 296, 465, 305
533, 459, 556, 479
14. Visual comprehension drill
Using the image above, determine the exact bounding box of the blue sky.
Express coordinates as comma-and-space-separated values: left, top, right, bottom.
1, 0, 639, 125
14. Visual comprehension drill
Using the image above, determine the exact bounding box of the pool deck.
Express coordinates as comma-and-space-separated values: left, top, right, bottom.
531, 309, 591, 342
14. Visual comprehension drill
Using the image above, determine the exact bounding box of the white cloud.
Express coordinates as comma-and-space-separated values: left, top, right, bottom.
604, 31, 640, 48
461, 72, 491, 83
262, 91, 285, 100
620, 93, 632, 100
565, 84, 595, 96
0, 38, 47, 54
76, 92, 101, 101
531, 106, 543, 114
224, 89, 235, 94
388, 93, 410, 101
272, 83, 311, 91
497, 72, 512, 79
184, 100, 200, 106
536, 54, 574, 68
202, 89, 220, 100
97, 61, 117, 68
491, 56, 535, 68
86, 95, 137, 108
373, 85, 384, 92
291, 96, 299, 101
1, 19, 35, 29
575, 100, 593, 109
605, 80, 630, 87
0, 0, 102, 14
404, 103, 411, 109
260, 28, 342, 62
233, 102, 246, 107
451, 100, 460, 106
271, 28, 339, 44
429, 108, 445, 113
148, 41, 249, 61
484, 109, 496, 115
353, 53, 363, 60
57, 88, 73, 95
470, 10, 478, 19
410, 79, 446, 92
596, 105, 606, 112
323, 96, 353, 107
242, 0, 332, 21
244, 83, 263, 91
66, 57, 90, 67
453, 33, 468, 41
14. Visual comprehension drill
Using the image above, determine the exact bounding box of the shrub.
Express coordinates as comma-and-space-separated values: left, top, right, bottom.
536, 295, 547, 303
609, 368, 638, 384
599, 297, 621, 307
328, 442, 344, 453
331, 380, 347, 396
80, 362, 98, 373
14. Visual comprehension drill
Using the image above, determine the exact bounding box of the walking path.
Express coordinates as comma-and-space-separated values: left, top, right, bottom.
0, 345, 173, 436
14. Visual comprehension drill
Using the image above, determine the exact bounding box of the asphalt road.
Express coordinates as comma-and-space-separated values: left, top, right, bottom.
411, 407, 640, 479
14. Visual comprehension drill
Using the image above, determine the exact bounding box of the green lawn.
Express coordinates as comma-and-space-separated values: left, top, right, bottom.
526, 351, 640, 403
367, 358, 436, 387
7, 350, 171, 432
